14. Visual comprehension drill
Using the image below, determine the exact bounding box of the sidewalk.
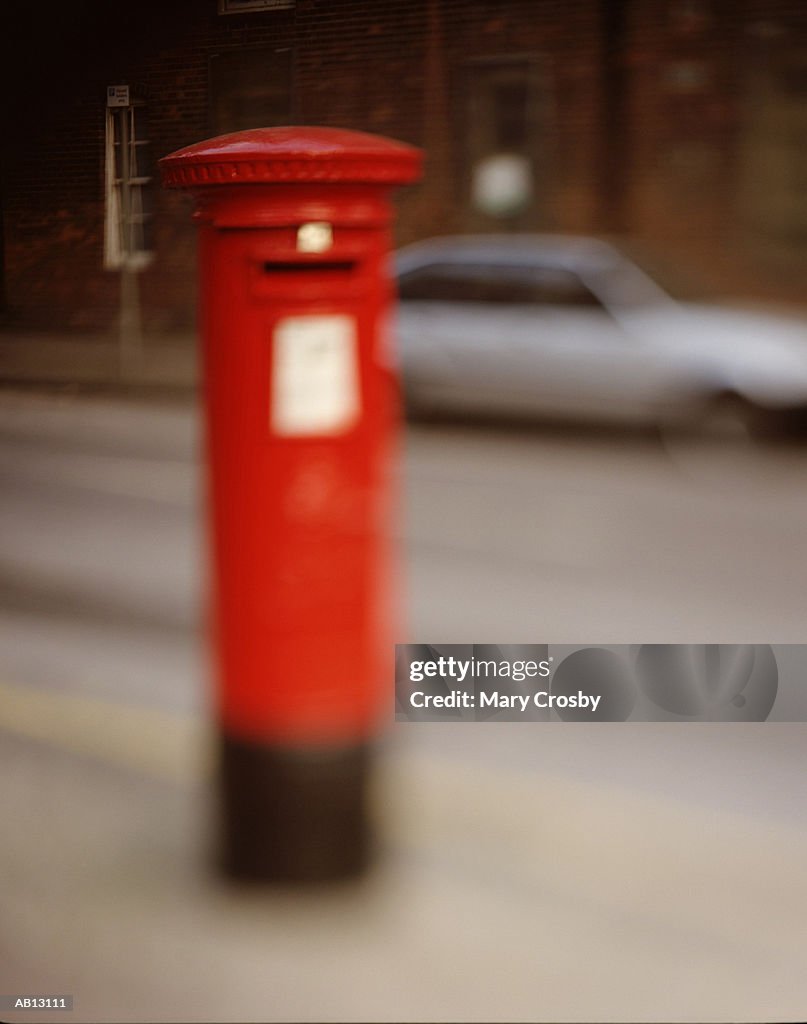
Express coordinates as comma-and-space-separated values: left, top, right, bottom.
0, 390, 200, 635
0, 331, 198, 391
2, 392, 807, 1021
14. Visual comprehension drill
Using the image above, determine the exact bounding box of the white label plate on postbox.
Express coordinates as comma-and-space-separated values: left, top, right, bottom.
271, 315, 360, 435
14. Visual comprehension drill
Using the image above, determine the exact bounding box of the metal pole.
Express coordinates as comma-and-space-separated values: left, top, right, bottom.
118, 106, 142, 380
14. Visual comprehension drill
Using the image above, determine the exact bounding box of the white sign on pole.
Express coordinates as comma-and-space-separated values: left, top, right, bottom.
107, 85, 130, 107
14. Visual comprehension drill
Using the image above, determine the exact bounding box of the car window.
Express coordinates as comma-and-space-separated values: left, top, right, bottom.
398, 262, 604, 307
583, 259, 674, 309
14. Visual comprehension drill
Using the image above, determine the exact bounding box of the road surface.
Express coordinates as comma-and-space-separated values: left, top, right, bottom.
1, 390, 806, 1022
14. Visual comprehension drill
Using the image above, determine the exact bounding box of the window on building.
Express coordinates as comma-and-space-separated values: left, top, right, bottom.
464, 57, 548, 230
104, 103, 154, 270
739, 44, 807, 268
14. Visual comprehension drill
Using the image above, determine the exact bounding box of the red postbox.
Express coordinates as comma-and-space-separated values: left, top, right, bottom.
160, 127, 422, 881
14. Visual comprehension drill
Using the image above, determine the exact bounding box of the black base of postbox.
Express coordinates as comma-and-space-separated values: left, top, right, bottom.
217, 735, 372, 883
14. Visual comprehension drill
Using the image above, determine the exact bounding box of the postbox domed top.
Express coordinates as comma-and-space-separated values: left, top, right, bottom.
160, 126, 422, 189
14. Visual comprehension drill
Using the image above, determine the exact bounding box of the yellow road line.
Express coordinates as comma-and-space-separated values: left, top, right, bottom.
3, 676, 807, 953
0, 679, 211, 785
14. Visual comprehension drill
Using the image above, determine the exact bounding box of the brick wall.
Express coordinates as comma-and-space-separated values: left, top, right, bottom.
624, 0, 807, 300
1, 0, 608, 332
3, 0, 806, 334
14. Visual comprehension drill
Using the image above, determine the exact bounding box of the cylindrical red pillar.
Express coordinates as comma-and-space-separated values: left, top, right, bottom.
160, 127, 422, 882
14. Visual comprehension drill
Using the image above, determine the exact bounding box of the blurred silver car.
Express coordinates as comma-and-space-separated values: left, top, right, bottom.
393, 235, 807, 437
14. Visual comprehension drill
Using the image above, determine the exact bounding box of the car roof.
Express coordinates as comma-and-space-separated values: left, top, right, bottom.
394, 234, 624, 274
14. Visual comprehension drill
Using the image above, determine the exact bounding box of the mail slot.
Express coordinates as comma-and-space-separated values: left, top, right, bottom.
249, 248, 369, 302
261, 260, 357, 273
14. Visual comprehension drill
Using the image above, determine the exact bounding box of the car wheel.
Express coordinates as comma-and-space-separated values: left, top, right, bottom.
706, 395, 755, 442
661, 392, 798, 484
697, 393, 777, 444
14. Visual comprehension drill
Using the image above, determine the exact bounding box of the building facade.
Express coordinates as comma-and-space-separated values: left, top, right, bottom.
1, 0, 806, 335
